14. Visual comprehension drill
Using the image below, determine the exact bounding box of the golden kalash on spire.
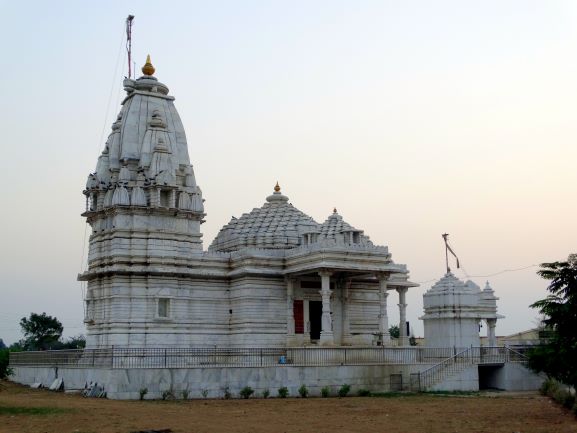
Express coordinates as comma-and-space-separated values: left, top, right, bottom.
141, 54, 155, 76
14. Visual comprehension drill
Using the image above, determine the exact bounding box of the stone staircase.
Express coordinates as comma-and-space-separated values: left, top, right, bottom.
410, 346, 529, 391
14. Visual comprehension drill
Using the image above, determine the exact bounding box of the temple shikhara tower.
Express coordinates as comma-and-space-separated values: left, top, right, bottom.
79, 57, 417, 349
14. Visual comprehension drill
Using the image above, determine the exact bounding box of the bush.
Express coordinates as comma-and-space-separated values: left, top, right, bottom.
262, 389, 270, 399
553, 388, 575, 409
321, 386, 330, 398
161, 389, 175, 400
181, 389, 190, 400
139, 387, 148, 400
278, 386, 289, 398
542, 378, 576, 410
201, 389, 209, 398
240, 386, 254, 399
357, 389, 371, 397
223, 386, 231, 399
298, 384, 309, 398
0, 349, 13, 379
338, 384, 351, 397
540, 378, 559, 397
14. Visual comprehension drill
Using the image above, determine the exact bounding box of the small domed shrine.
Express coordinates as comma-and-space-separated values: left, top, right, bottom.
420, 272, 503, 348
79, 57, 417, 349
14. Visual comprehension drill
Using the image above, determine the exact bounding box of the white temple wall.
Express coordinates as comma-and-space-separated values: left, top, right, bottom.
11, 363, 431, 400
348, 283, 379, 345
228, 277, 287, 347
85, 275, 231, 348
424, 318, 480, 348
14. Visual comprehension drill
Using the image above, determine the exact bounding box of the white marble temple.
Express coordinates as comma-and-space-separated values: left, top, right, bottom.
79, 58, 418, 349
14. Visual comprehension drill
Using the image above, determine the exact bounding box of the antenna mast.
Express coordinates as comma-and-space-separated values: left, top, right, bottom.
126, 15, 135, 79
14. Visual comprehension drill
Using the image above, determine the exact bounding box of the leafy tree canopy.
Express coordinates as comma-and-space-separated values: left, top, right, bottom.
529, 254, 577, 388
389, 325, 400, 339
19, 313, 63, 351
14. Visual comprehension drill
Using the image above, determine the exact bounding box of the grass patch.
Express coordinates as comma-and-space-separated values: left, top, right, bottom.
370, 390, 479, 398
0, 405, 71, 415
371, 392, 420, 398
422, 390, 480, 396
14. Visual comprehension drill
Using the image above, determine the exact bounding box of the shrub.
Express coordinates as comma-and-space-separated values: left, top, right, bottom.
162, 389, 175, 400
0, 349, 15, 379
338, 384, 351, 397
553, 388, 575, 409
201, 389, 209, 398
223, 386, 231, 399
278, 386, 289, 398
139, 387, 148, 400
357, 389, 371, 397
240, 386, 254, 399
321, 386, 330, 398
181, 389, 190, 400
540, 378, 559, 397
262, 389, 270, 399
298, 384, 309, 398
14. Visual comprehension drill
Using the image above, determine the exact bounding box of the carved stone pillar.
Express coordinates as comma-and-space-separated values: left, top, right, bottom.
397, 287, 408, 346
342, 278, 352, 345
487, 318, 497, 346
286, 278, 296, 346
377, 274, 390, 344
319, 270, 334, 345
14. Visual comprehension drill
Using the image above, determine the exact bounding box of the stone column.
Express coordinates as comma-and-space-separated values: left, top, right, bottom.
286, 278, 296, 346
342, 278, 352, 345
319, 270, 334, 345
397, 287, 408, 346
377, 274, 390, 344
487, 318, 497, 346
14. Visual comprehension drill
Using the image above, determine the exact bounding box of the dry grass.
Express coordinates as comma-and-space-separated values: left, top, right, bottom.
1, 380, 576, 433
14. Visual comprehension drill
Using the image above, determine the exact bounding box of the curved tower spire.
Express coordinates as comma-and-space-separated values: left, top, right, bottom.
80, 57, 205, 348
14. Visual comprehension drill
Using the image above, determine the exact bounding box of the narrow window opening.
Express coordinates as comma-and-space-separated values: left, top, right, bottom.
160, 190, 171, 208
157, 298, 170, 318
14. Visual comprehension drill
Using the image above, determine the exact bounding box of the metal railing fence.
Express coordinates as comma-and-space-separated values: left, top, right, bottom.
10, 346, 457, 369
10, 345, 530, 373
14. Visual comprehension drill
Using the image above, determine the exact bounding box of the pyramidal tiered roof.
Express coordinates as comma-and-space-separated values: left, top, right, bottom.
318, 209, 373, 246
209, 185, 373, 252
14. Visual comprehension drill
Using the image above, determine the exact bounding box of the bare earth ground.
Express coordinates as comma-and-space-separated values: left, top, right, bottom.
1, 381, 576, 433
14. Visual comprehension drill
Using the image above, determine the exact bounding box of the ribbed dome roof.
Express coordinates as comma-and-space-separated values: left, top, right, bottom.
209, 186, 320, 252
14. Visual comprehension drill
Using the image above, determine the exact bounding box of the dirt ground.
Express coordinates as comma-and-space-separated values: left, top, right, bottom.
1, 381, 576, 433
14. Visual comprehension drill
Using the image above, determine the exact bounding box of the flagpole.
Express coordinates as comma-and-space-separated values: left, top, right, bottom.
442, 233, 450, 274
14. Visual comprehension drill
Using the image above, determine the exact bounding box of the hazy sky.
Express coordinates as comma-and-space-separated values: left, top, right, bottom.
1, 1, 576, 344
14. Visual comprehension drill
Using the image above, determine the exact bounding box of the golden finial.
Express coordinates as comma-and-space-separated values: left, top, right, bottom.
274, 181, 281, 193
333, 207, 337, 214
142, 54, 155, 76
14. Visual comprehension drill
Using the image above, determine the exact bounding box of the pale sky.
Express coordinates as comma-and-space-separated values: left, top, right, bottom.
1, 1, 576, 344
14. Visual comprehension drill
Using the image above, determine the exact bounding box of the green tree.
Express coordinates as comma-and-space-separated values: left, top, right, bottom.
20, 313, 63, 350
50, 335, 86, 350
389, 325, 400, 339
529, 254, 577, 389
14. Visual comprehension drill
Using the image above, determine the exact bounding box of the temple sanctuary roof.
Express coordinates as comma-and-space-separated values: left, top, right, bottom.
318, 210, 373, 246
209, 184, 320, 252
209, 184, 375, 252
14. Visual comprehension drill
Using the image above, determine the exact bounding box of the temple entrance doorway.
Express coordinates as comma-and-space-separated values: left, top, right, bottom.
309, 301, 322, 341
